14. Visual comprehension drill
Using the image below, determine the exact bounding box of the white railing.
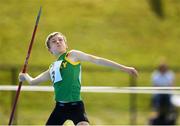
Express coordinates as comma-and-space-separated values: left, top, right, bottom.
1, 85, 180, 94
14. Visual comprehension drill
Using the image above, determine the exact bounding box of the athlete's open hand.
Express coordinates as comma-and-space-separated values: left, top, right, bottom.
125, 67, 138, 77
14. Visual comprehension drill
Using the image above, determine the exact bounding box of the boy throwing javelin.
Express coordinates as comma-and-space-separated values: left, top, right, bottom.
19, 32, 138, 125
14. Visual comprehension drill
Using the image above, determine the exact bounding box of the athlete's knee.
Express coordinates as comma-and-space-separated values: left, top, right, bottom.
77, 121, 89, 126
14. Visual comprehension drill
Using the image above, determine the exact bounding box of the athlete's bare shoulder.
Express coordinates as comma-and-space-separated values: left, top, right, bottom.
68, 50, 83, 57
67, 50, 83, 62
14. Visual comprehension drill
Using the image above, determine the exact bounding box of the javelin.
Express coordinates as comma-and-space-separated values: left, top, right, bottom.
8, 7, 42, 125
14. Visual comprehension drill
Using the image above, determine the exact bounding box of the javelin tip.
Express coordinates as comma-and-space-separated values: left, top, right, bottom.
35, 6, 42, 25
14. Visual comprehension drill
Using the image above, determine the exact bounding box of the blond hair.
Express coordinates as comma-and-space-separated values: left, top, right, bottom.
45, 32, 67, 49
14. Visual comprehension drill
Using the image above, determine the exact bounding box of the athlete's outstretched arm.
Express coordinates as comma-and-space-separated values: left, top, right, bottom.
68, 50, 138, 77
19, 70, 50, 85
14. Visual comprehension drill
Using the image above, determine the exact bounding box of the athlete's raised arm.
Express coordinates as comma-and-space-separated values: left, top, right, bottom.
67, 50, 138, 77
19, 70, 50, 85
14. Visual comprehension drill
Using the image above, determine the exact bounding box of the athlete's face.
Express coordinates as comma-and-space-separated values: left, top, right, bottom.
48, 34, 67, 55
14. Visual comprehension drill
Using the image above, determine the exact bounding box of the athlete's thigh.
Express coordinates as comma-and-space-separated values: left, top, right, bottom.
69, 101, 89, 125
77, 121, 89, 126
46, 104, 67, 125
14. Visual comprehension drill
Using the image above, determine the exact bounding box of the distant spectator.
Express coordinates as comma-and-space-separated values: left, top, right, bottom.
151, 62, 174, 109
149, 62, 177, 125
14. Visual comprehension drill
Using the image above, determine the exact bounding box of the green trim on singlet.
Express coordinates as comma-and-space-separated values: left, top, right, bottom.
49, 51, 82, 102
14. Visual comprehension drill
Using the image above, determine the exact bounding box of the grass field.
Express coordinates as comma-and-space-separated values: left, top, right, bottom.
1, 0, 180, 125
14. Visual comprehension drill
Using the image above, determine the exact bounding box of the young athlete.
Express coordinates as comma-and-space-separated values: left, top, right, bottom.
19, 32, 138, 125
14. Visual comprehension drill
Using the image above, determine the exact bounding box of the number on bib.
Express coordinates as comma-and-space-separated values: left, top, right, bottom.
49, 60, 63, 83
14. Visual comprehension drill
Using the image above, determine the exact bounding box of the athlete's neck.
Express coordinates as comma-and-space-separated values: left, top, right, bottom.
56, 50, 67, 58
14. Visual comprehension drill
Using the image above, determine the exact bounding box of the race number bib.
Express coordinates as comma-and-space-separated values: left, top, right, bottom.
49, 60, 63, 83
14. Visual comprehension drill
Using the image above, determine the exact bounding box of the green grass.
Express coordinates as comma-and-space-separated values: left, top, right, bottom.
1, 0, 180, 66
1, 0, 180, 125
